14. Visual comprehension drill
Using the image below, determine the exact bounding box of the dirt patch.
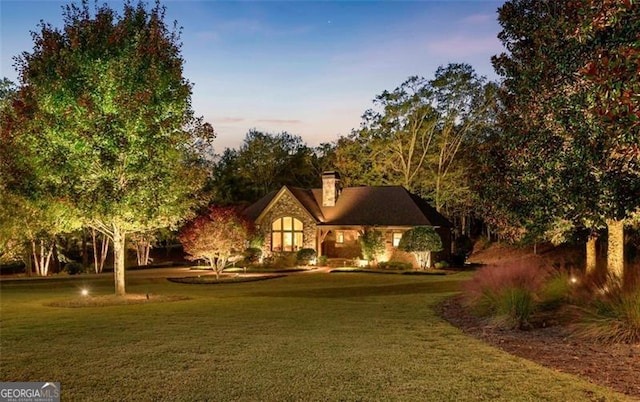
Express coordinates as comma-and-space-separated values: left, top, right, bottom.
47, 293, 190, 308
439, 296, 640, 399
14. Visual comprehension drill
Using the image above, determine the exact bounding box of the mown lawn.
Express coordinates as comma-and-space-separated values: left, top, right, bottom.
0, 271, 630, 401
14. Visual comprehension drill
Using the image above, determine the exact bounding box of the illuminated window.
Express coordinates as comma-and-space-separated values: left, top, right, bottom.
336, 231, 344, 244
393, 232, 403, 247
272, 217, 303, 251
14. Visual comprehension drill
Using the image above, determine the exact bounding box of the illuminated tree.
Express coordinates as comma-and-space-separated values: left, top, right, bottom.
398, 227, 443, 269
179, 206, 253, 279
11, 1, 212, 293
491, 0, 640, 285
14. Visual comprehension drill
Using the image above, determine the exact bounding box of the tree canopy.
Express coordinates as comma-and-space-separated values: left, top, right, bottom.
335, 64, 496, 223
212, 130, 334, 204
6, 1, 213, 293
398, 227, 443, 269
179, 206, 253, 278
483, 0, 640, 284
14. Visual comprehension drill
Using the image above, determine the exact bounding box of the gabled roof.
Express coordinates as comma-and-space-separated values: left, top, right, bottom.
244, 185, 452, 228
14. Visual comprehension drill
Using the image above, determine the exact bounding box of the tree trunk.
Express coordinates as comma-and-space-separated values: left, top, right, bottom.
606, 219, 624, 283
533, 242, 537, 255
426, 251, 432, 269
92, 228, 99, 274
82, 228, 89, 271
585, 236, 597, 275
112, 226, 126, 296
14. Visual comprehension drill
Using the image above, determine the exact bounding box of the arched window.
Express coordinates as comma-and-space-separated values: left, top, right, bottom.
272, 217, 303, 251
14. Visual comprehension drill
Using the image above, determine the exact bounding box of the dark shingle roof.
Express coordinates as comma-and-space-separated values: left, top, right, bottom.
244, 185, 451, 228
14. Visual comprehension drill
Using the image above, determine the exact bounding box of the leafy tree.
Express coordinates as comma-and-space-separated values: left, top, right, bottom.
212, 130, 320, 203
358, 228, 385, 263
490, 0, 640, 285
335, 64, 496, 216
10, 1, 212, 293
1, 77, 83, 275
398, 227, 443, 269
179, 206, 253, 278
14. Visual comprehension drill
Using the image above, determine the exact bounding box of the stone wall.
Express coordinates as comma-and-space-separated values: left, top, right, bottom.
258, 191, 317, 256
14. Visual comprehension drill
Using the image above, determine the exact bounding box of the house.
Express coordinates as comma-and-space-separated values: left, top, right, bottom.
243, 172, 452, 267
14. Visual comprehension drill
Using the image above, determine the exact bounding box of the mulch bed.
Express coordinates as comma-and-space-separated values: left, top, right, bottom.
167, 274, 286, 284
438, 296, 640, 399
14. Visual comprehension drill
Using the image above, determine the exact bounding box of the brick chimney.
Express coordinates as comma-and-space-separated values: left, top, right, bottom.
322, 171, 341, 207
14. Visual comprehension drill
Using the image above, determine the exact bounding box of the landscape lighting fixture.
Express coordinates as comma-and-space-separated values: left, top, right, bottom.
81, 289, 89, 296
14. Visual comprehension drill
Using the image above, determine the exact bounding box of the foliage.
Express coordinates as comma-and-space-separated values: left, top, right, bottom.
485, 0, 640, 283
434, 261, 450, 269
8, 1, 213, 292
63, 261, 85, 275
317, 255, 328, 266
296, 248, 317, 265
243, 247, 263, 265
211, 130, 330, 203
574, 288, 640, 344
538, 271, 573, 312
463, 264, 552, 329
263, 252, 298, 268
398, 226, 443, 269
179, 206, 253, 278
377, 261, 412, 270
359, 228, 385, 262
335, 64, 496, 217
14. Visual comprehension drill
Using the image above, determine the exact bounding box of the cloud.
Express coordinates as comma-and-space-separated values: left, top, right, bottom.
426, 35, 502, 57
254, 119, 302, 125
215, 117, 246, 124
460, 14, 495, 24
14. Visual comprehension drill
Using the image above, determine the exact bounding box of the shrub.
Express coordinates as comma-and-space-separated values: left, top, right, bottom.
463, 264, 551, 329
243, 248, 262, 264
573, 286, 640, 344
359, 228, 385, 261
296, 248, 317, 265
434, 260, 449, 269
63, 261, 85, 275
493, 287, 537, 329
266, 252, 298, 268
538, 271, 573, 312
377, 261, 412, 270
317, 255, 328, 266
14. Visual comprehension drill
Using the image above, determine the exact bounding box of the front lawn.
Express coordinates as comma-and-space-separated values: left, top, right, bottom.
0, 272, 629, 401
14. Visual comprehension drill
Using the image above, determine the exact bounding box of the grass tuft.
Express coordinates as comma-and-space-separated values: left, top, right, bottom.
573, 286, 640, 344
463, 264, 552, 329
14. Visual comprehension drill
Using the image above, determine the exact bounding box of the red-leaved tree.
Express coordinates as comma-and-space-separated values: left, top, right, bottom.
179, 206, 253, 278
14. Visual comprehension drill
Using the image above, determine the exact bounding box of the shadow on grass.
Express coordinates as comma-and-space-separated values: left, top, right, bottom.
247, 280, 462, 299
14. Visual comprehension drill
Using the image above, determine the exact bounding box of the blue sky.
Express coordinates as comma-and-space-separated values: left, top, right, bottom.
1, 0, 506, 151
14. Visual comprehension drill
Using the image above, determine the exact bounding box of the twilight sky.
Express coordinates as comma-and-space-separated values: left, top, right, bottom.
1, 0, 506, 151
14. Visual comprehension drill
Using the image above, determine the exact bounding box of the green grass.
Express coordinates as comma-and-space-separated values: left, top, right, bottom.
0, 272, 630, 401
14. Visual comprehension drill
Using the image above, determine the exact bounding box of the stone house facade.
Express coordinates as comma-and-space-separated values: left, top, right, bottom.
243, 172, 452, 267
